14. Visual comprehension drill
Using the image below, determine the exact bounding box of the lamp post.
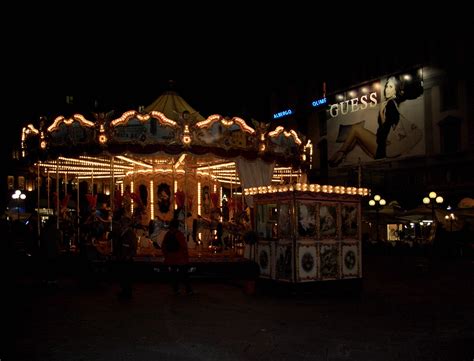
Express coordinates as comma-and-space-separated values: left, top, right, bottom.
369, 194, 386, 242
423, 191, 443, 224
12, 190, 27, 220
444, 213, 455, 232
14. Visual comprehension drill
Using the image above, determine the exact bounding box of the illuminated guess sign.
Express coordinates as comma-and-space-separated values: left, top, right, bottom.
328, 91, 378, 118
273, 109, 293, 119
311, 97, 327, 107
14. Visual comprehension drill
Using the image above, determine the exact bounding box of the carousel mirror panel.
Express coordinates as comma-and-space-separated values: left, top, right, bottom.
257, 241, 272, 278
278, 202, 292, 238
256, 203, 278, 240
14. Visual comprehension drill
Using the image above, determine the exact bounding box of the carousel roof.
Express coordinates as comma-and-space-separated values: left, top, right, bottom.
144, 91, 205, 122
21, 92, 312, 184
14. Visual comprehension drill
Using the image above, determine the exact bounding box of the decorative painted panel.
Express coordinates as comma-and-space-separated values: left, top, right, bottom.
341, 203, 359, 239
297, 241, 318, 281
275, 241, 293, 282
341, 242, 360, 278
297, 202, 317, 238
319, 242, 340, 280
319, 203, 339, 240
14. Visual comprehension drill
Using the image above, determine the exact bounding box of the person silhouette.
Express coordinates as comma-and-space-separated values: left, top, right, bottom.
162, 219, 194, 295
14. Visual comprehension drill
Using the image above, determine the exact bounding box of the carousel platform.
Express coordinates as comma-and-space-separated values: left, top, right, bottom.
83, 245, 259, 282
133, 249, 259, 281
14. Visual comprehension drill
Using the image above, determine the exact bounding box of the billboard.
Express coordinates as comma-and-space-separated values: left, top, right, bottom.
326, 69, 424, 167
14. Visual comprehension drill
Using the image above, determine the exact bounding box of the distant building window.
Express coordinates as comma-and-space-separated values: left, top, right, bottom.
18, 176, 25, 190
439, 116, 461, 153
440, 79, 458, 111
7, 176, 14, 190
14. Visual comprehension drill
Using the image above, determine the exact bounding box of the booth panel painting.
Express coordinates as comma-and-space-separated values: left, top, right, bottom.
341, 203, 359, 239
275, 241, 293, 282
257, 241, 272, 278
319, 203, 339, 240
297, 240, 318, 281
341, 241, 360, 278
297, 202, 317, 238
319, 242, 340, 280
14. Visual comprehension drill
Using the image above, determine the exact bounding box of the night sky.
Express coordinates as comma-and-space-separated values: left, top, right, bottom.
3, 35, 470, 153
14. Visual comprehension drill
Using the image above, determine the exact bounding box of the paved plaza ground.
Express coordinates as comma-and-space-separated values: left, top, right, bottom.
3, 252, 473, 361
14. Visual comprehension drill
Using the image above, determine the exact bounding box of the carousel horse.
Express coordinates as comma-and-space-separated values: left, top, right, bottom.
190, 215, 221, 250
222, 209, 251, 248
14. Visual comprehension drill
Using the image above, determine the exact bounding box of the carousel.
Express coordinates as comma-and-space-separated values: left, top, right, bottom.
21, 92, 369, 283
20, 91, 313, 272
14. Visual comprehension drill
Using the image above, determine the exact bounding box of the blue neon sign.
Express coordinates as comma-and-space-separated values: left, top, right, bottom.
311, 97, 327, 107
273, 109, 293, 119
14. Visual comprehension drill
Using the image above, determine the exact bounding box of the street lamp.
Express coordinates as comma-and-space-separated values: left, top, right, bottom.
12, 189, 27, 220
369, 194, 386, 242
444, 213, 455, 232
423, 191, 443, 223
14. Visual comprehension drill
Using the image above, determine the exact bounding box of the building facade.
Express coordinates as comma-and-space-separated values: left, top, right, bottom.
269, 50, 473, 210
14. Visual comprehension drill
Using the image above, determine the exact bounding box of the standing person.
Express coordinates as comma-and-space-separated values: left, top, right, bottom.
40, 216, 62, 286
115, 215, 137, 299
162, 219, 193, 295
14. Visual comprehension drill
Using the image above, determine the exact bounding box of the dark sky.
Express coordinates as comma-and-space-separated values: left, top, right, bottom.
3, 80, 280, 151
3, 35, 470, 152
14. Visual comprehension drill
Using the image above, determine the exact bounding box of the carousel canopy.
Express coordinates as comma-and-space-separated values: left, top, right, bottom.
21, 92, 312, 188
144, 90, 205, 123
